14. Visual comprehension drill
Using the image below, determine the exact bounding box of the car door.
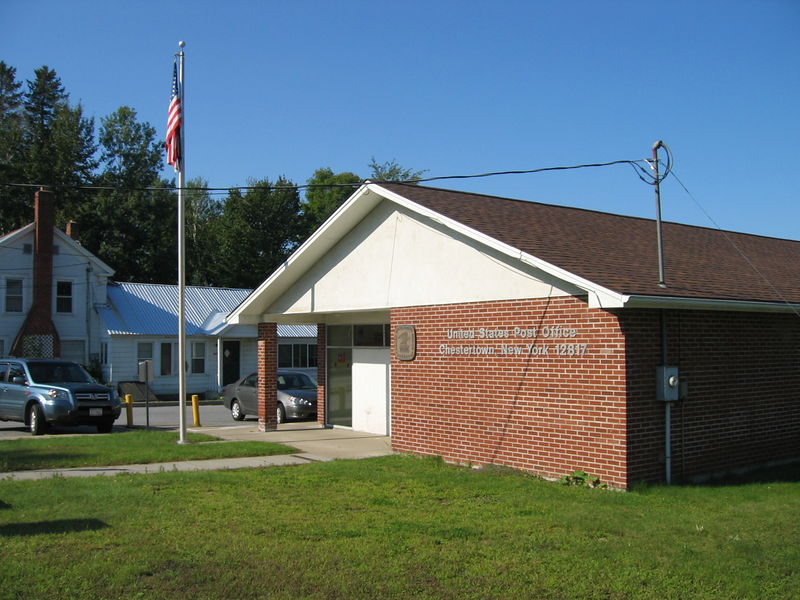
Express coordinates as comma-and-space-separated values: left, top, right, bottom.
0, 362, 9, 418
3, 362, 31, 421
239, 373, 258, 414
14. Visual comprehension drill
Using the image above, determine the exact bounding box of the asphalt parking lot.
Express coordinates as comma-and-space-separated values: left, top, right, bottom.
0, 402, 260, 439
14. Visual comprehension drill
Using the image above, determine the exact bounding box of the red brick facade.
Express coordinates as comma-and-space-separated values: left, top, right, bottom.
622, 309, 800, 484
389, 297, 800, 488
390, 296, 631, 487
257, 322, 277, 431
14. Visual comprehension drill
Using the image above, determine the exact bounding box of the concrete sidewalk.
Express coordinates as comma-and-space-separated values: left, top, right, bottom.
0, 423, 393, 481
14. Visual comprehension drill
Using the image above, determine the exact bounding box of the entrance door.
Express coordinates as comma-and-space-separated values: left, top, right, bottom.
352, 348, 390, 435
222, 341, 241, 385
326, 348, 352, 426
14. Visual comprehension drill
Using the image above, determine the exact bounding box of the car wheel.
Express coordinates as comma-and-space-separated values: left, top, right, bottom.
28, 403, 48, 436
276, 403, 286, 424
96, 419, 114, 434
231, 399, 245, 421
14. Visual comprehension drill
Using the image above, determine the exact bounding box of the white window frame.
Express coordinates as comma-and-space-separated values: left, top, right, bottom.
3, 277, 25, 314
55, 279, 75, 314
191, 341, 206, 374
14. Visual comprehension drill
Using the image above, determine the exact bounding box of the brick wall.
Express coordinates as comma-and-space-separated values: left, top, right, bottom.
391, 296, 630, 488
257, 322, 277, 431
622, 309, 800, 483
316, 323, 327, 427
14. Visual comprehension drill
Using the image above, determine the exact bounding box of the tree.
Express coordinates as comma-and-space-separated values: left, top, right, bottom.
215, 177, 303, 289
300, 167, 361, 238
21, 66, 96, 227
96, 106, 162, 189
185, 177, 223, 286
0, 61, 26, 233
76, 106, 173, 282
367, 157, 426, 183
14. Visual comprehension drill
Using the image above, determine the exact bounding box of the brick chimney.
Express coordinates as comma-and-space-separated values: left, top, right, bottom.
10, 188, 61, 358
66, 220, 78, 242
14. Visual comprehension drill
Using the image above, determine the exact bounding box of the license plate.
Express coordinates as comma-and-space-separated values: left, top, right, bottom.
90, 408, 103, 417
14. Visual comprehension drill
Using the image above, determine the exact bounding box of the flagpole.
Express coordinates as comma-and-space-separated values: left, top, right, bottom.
176, 41, 188, 445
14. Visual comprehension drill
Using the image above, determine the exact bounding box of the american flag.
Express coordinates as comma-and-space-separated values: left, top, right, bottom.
165, 61, 181, 172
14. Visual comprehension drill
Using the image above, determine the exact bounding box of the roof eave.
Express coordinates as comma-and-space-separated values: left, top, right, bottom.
622, 294, 800, 313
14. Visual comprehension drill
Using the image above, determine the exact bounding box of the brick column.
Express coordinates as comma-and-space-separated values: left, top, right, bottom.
257, 322, 277, 432
316, 323, 326, 427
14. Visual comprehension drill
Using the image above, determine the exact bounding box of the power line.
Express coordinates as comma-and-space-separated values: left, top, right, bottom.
670, 168, 800, 319
0, 157, 654, 196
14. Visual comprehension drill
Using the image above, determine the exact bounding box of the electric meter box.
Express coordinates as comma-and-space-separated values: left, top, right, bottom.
656, 366, 680, 402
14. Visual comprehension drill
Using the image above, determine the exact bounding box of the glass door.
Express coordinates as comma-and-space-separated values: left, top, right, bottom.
326, 348, 352, 426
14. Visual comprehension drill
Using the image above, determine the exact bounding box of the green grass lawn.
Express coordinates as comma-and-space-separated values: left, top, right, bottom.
0, 430, 295, 472
1, 454, 798, 599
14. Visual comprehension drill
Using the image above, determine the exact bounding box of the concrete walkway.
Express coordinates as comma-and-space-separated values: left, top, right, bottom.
0, 423, 393, 481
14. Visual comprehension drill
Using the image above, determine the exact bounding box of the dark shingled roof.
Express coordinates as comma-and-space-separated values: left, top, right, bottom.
378, 183, 800, 305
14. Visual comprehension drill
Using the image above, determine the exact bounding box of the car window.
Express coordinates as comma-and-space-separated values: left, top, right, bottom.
27, 361, 93, 384
277, 373, 316, 390
243, 374, 257, 387
8, 363, 26, 383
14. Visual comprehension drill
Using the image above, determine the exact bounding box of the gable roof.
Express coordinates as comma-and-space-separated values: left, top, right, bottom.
0, 222, 115, 277
229, 183, 800, 323
377, 183, 800, 307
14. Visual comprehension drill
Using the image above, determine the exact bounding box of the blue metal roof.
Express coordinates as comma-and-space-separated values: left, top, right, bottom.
98, 282, 250, 336
98, 282, 316, 338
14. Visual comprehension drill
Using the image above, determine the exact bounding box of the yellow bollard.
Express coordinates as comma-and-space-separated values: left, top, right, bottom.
191, 394, 201, 427
124, 394, 134, 428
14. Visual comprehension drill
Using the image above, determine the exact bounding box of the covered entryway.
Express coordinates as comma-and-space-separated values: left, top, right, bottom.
326, 324, 390, 435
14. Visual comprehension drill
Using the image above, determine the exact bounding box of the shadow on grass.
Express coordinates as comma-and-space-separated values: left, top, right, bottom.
699, 461, 800, 486
0, 518, 108, 537
1, 449, 87, 472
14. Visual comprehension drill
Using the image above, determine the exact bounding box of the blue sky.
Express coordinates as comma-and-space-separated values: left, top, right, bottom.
2, 0, 799, 239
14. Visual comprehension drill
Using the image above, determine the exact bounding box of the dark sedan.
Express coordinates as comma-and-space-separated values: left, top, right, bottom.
222, 371, 317, 424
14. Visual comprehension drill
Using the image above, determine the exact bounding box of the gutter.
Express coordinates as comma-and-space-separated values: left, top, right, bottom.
621, 294, 800, 314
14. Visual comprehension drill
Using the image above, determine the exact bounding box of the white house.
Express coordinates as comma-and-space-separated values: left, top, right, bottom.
1, 189, 315, 399
96, 281, 316, 398
0, 191, 114, 363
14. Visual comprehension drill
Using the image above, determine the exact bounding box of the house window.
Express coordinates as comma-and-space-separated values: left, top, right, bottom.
191, 342, 205, 374
137, 342, 153, 360
278, 343, 317, 368
160, 342, 174, 376
100, 342, 109, 365
56, 280, 73, 313
137, 342, 152, 375
5, 278, 23, 313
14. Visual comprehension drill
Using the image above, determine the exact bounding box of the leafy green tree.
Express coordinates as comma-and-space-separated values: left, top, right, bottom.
77, 105, 173, 282
185, 177, 223, 286
96, 106, 162, 189
300, 167, 361, 238
215, 177, 302, 288
80, 187, 177, 283
368, 157, 426, 183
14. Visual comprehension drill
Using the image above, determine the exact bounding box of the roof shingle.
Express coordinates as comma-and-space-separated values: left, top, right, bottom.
380, 183, 800, 305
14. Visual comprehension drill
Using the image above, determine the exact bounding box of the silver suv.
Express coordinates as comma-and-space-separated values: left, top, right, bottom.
0, 358, 121, 435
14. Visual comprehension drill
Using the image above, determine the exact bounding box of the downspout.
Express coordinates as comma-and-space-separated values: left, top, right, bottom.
661, 310, 672, 485
85, 263, 92, 364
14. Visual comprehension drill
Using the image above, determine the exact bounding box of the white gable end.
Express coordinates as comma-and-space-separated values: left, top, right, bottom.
267, 200, 578, 316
